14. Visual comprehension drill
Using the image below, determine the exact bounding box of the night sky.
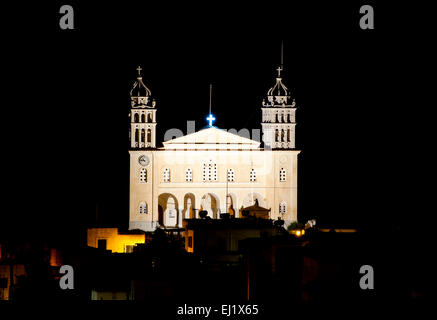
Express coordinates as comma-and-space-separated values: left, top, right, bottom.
1, 1, 428, 248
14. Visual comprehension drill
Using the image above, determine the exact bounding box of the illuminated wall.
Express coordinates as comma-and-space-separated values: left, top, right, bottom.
87, 228, 145, 253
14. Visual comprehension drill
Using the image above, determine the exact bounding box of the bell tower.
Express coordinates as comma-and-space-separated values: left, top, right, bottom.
261, 66, 297, 149
129, 66, 157, 149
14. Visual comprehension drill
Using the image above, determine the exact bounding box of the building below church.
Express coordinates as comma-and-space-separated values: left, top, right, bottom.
128, 65, 300, 232
87, 228, 146, 253
184, 215, 282, 255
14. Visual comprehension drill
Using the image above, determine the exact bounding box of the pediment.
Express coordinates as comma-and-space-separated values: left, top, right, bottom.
162, 127, 261, 150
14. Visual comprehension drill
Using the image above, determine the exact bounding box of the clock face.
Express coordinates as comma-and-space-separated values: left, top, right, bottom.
138, 155, 149, 166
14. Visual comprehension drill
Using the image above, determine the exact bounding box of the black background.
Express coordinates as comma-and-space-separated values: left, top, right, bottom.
0, 1, 430, 257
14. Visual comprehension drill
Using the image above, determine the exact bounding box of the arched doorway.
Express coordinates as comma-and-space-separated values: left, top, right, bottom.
158, 193, 179, 227
242, 193, 266, 208
226, 193, 237, 217
183, 193, 196, 219
200, 193, 220, 219
158, 205, 164, 226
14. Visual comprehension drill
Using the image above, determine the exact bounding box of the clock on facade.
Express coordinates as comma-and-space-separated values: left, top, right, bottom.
138, 155, 149, 166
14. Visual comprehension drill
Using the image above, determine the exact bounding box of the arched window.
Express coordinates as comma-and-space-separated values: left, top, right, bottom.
141, 129, 146, 144
163, 168, 170, 182
185, 168, 193, 182
147, 113, 152, 122
287, 129, 291, 142
275, 129, 279, 142
279, 168, 286, 182
139, 168, 147, 183
147, 128, 151, 143
134, 128, 139, 147
139, 202, 147, 214
249, 169, 256, 182
227, 169, 234, 182
134, 113, 139, 123
141, 113, 146, 123
279, 202, 287, 214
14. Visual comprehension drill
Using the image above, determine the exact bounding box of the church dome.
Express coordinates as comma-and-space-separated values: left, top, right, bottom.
263, 66, 294, 107
267, 77, 289, 97
130, 66, 154, 108
267, 66, 289, 97
130, 76, 152, 97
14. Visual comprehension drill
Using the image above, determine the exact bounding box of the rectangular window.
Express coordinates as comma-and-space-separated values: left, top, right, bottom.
203, 162, 217, 182
188, 236, 193, 248
213, 164, 217, 181
227, 169, 234, 182
280, 169, 286, 182
139, 168, 147, 183
97, 239, 107, 250
163, 168, 170, 182
186, 169, 193, 182
202, 164, 207, 182
250, 169, 256, 182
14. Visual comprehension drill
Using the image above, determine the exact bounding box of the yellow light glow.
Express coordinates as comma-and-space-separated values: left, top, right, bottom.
87, 228, 145, 253
296, 230, 301, 236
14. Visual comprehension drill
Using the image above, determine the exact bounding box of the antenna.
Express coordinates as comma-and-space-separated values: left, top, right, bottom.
206, 84, 216, 127
280, 41, 284, 67
226, 178, 229, 213
209, 84, 212, 115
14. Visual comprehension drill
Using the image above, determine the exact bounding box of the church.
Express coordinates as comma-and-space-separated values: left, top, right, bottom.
128, 65, 300, 232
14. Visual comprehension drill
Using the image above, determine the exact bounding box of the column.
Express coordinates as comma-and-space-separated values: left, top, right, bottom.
178, 207, 183, 228
131, 124, 135, 148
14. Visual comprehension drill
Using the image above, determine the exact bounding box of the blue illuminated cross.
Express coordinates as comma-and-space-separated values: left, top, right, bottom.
206, 114, 216, 127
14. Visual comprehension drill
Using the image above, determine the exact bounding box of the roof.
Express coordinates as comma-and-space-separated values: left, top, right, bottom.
242, 200, 271, 213
241, 199, 271, 219
184, 217, 275, 229
130, 77, 152, 97
267, 77, 289, 97
162, 127, 261, 150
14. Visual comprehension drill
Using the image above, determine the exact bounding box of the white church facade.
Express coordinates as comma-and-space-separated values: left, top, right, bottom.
128, 66, 300, 232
